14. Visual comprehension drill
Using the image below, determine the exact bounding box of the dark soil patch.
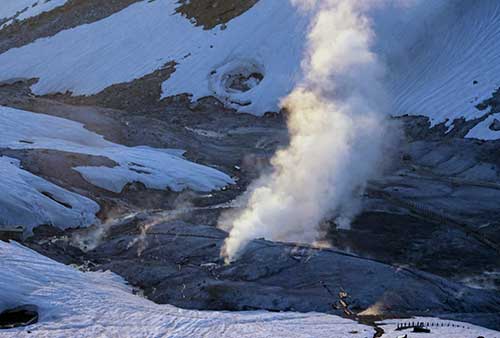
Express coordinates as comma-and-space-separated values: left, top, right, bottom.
175, 0, 259, 30
45, 62, 177, 112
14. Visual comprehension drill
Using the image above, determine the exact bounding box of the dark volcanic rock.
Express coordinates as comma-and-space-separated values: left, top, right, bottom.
87, 220, 500, 329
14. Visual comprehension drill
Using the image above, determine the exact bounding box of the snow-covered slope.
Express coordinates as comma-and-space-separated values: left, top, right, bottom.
0, 106, 233, 193
0, 0, 309, 115
0, 0, 69, 28
0, 0, 497, 135
382, 0, 500, 131
0, 156, 98, 233
0, 240, 374, 338
0, 0, 498, 134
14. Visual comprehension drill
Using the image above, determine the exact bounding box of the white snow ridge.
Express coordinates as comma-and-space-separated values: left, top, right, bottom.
0, 241, 374, 338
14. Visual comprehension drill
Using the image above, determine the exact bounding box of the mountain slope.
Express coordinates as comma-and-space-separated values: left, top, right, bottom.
0, 0, 309, 115
0, 0, 498, 138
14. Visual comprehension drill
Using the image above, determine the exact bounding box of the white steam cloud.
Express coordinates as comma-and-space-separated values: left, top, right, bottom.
220, 0, 391, 262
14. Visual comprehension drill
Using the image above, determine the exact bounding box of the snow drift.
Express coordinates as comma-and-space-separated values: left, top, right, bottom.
0, 241, 497, 337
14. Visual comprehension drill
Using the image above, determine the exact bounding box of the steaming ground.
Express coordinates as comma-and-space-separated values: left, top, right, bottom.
220, 0, 389, 262
0, 0, 499, 336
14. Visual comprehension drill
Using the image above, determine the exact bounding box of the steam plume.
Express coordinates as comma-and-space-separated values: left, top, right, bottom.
220, 0, 390, 262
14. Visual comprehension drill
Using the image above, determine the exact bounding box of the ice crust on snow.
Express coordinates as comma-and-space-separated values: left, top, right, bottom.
0, 0, 69, 28
0, 156, 98, 233
0, 106, 233, 193
0, 241, 374, 338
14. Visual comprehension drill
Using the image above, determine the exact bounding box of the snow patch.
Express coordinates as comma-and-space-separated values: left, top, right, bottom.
208, 58, 265, 108
0, 0, 498, 128
0, 0, 308, 115
466, 113, 500, 140
1, 241, 496, 337
0, 106, 233, 193
381, 0, 500, 130
0, 156, 98, 233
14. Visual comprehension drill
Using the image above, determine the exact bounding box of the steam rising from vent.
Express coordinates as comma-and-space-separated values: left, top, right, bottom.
220, 0, 390, 262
